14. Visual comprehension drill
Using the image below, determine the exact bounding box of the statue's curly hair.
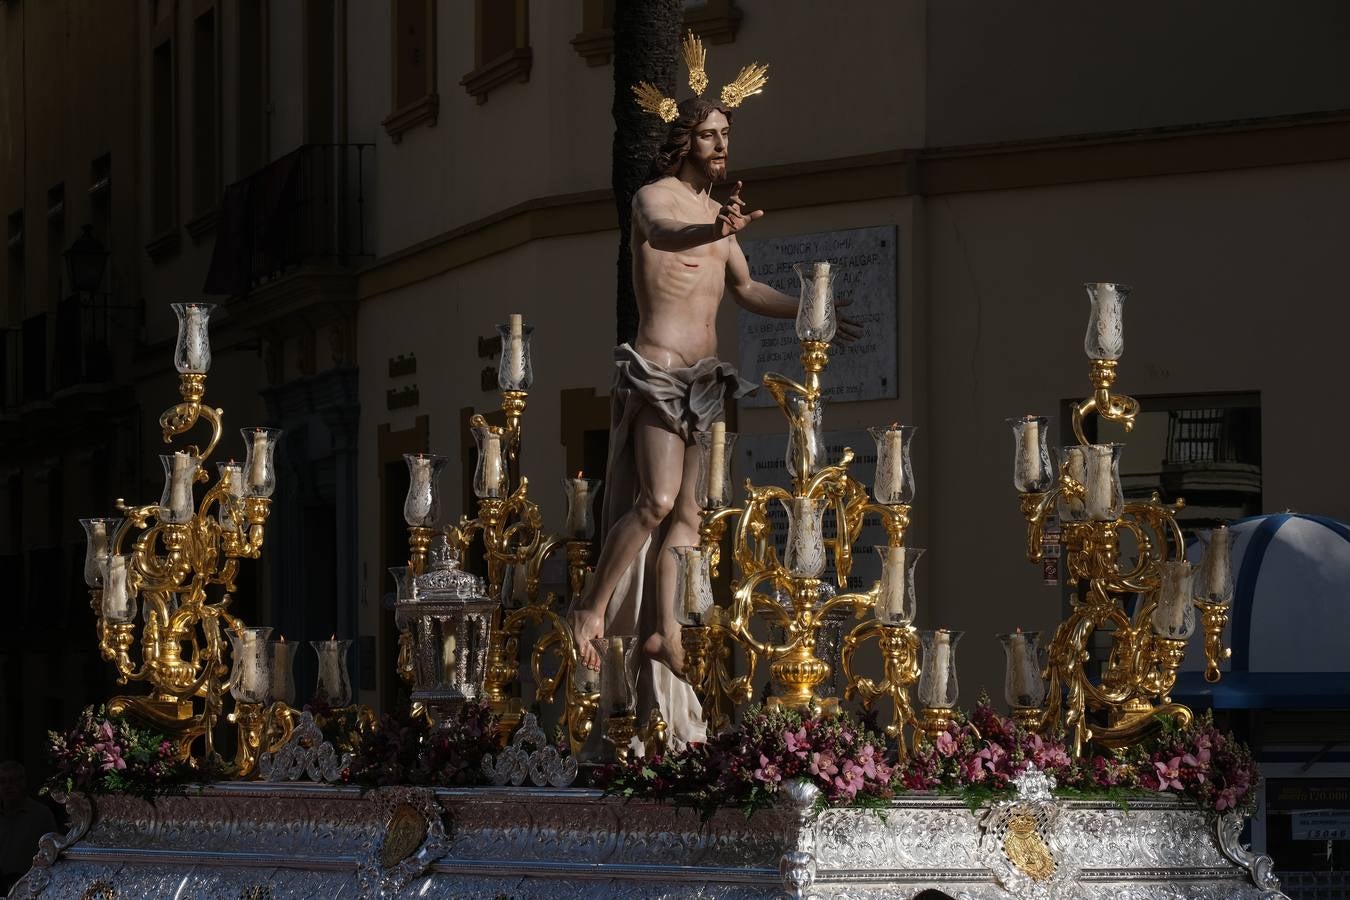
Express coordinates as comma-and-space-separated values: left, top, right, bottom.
647, 96, 733, 181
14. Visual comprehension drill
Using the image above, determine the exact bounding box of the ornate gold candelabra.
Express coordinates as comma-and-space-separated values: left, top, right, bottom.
1009, 284, 1233, 755
399, 316, 600, 750
82, 303, 292, 776
683, 262, 927, 753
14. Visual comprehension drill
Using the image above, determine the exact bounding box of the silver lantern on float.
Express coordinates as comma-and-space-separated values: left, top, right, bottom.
396, 535, 496, 731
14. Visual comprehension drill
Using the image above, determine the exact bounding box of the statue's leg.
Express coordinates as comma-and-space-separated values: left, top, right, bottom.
643, 440, 703, 676
570, 406, 684, 669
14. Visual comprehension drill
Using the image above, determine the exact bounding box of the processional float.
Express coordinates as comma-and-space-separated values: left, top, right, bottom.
54, 279, 1290, 900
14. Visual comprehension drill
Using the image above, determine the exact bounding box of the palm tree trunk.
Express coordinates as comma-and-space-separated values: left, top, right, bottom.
612, 0, 682, 346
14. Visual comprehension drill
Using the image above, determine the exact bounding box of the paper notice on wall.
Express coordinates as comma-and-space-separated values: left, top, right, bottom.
738, 429, 886, 593
737, 225, 898, 407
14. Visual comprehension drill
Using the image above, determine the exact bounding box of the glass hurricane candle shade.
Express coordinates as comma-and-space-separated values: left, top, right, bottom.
1084, 283, 1129, 361
562, 475, 601, 539
874, 546, 922, 626
869, 424, 916, 505
388, 566, 411, 602
80, 517, 123, 587
171, 302, 215, 374
216, 461, 244, 533
269, 639, 298, 706
226, 626, 273, 705
998, 631, 1048, 709
1152, 560, 1197, 639
99, 554, 137, 623
694, 426, 736, 509
918, 629, 962, 709
786, 396, 825, 481
1194, 525, 1234, 606
1082, 443, 1124, 521
571, 652, 601, 695
671, 546, 715, 626
501, 562, 531, 609
158, 452, 201, 524
241, 428, 282, 498
403, 452, 448, 527
311, 639, 353, 707
781, 497, 828, 578
1007, 416, 1054, 493
497, 318, 534, 391
594, 635, 637, 717
1057, 445, 1089, 521
793, 261, 838, 343
471, 425, 508, 499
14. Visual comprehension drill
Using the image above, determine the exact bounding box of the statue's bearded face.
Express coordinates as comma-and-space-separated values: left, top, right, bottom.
689, 110, 730, 185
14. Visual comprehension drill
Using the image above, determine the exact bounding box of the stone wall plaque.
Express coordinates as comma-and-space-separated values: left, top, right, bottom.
738, 225, 898, 407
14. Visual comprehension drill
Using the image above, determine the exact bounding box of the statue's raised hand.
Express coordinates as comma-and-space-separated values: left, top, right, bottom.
716, 181, 764, 238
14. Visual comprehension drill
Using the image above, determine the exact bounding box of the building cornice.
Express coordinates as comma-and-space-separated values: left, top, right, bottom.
356, 109, 1350, 302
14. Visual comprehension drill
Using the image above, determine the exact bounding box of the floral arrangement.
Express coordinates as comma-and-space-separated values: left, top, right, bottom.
45, 706, 194, 800
596, 701, 1258, 819
595, 706, 899, 820
342, 701, 500, 788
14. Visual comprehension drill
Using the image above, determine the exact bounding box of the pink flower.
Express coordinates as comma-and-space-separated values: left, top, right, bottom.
960, 755, 986, 784
784, 727, 810, 758
1153, 757, 1184, 791
754, 754, 782, 784
809, 751, 838, 779
935, 731, 957, 758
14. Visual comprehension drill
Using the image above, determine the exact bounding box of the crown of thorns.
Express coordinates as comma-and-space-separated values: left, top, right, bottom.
631, 31, 769, 123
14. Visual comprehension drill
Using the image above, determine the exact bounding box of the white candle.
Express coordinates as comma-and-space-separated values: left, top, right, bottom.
482, 432, 504, 496
605, 637, 631, 713
510, 561, 531, 605
708, 422, 726, 503
220, 462, 243, 532
566, 474, 589, 536
876, 424, 904, 503
103, 555, 133, 621
317, 641, 344, 705
90, 520, 108, 557
1198, 527, 1232, 602
1009, 631, 1031, 700
683, 550, 703, 617
1016, 418, 1043, 490
168, 452, 195, 521
1085, 445, 1118, 520
504, 314, 526, 386
184, 305, 210, 372
806, 262, 830, 332
270, 639, 296, 705
441, 626, 457, 682
929, 630, 952, 707
239, 632, 267, 699
884, 549, 906, 617
248, 431, 268, 489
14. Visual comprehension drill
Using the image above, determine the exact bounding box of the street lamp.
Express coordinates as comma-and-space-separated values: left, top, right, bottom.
65, 224, 109, 295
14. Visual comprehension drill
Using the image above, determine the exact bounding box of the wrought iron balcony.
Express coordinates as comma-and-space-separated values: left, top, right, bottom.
205, 143, 374, 295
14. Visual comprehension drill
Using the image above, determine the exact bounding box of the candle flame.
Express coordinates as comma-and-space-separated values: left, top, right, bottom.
330, 633, 336, 641
890, 421, 899, 429
279, 634, 285, 642
575, 470, 584, 479
1015, 626, 1022, 633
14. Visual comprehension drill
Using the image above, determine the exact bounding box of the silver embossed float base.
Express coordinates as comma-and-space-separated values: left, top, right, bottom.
11, 783, 1286, 899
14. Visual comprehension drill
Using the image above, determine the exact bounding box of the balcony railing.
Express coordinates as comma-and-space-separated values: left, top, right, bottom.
52, 294, 118, 391
204, 143, 374, 295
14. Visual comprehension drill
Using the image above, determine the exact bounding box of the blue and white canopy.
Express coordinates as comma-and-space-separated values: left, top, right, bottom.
1172, 513, 1350, 709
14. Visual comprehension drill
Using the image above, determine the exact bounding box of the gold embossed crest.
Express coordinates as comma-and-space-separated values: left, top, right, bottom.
1002, 811, 1055, 881
380, 803, 429, 869
631, 30, 769, 122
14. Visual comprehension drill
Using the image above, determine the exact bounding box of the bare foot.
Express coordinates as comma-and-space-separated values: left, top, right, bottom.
644, 629, 687, 681
569, 606, 605, 670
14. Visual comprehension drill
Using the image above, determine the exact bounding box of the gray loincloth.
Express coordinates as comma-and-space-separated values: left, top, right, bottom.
589, 344, 756, 751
